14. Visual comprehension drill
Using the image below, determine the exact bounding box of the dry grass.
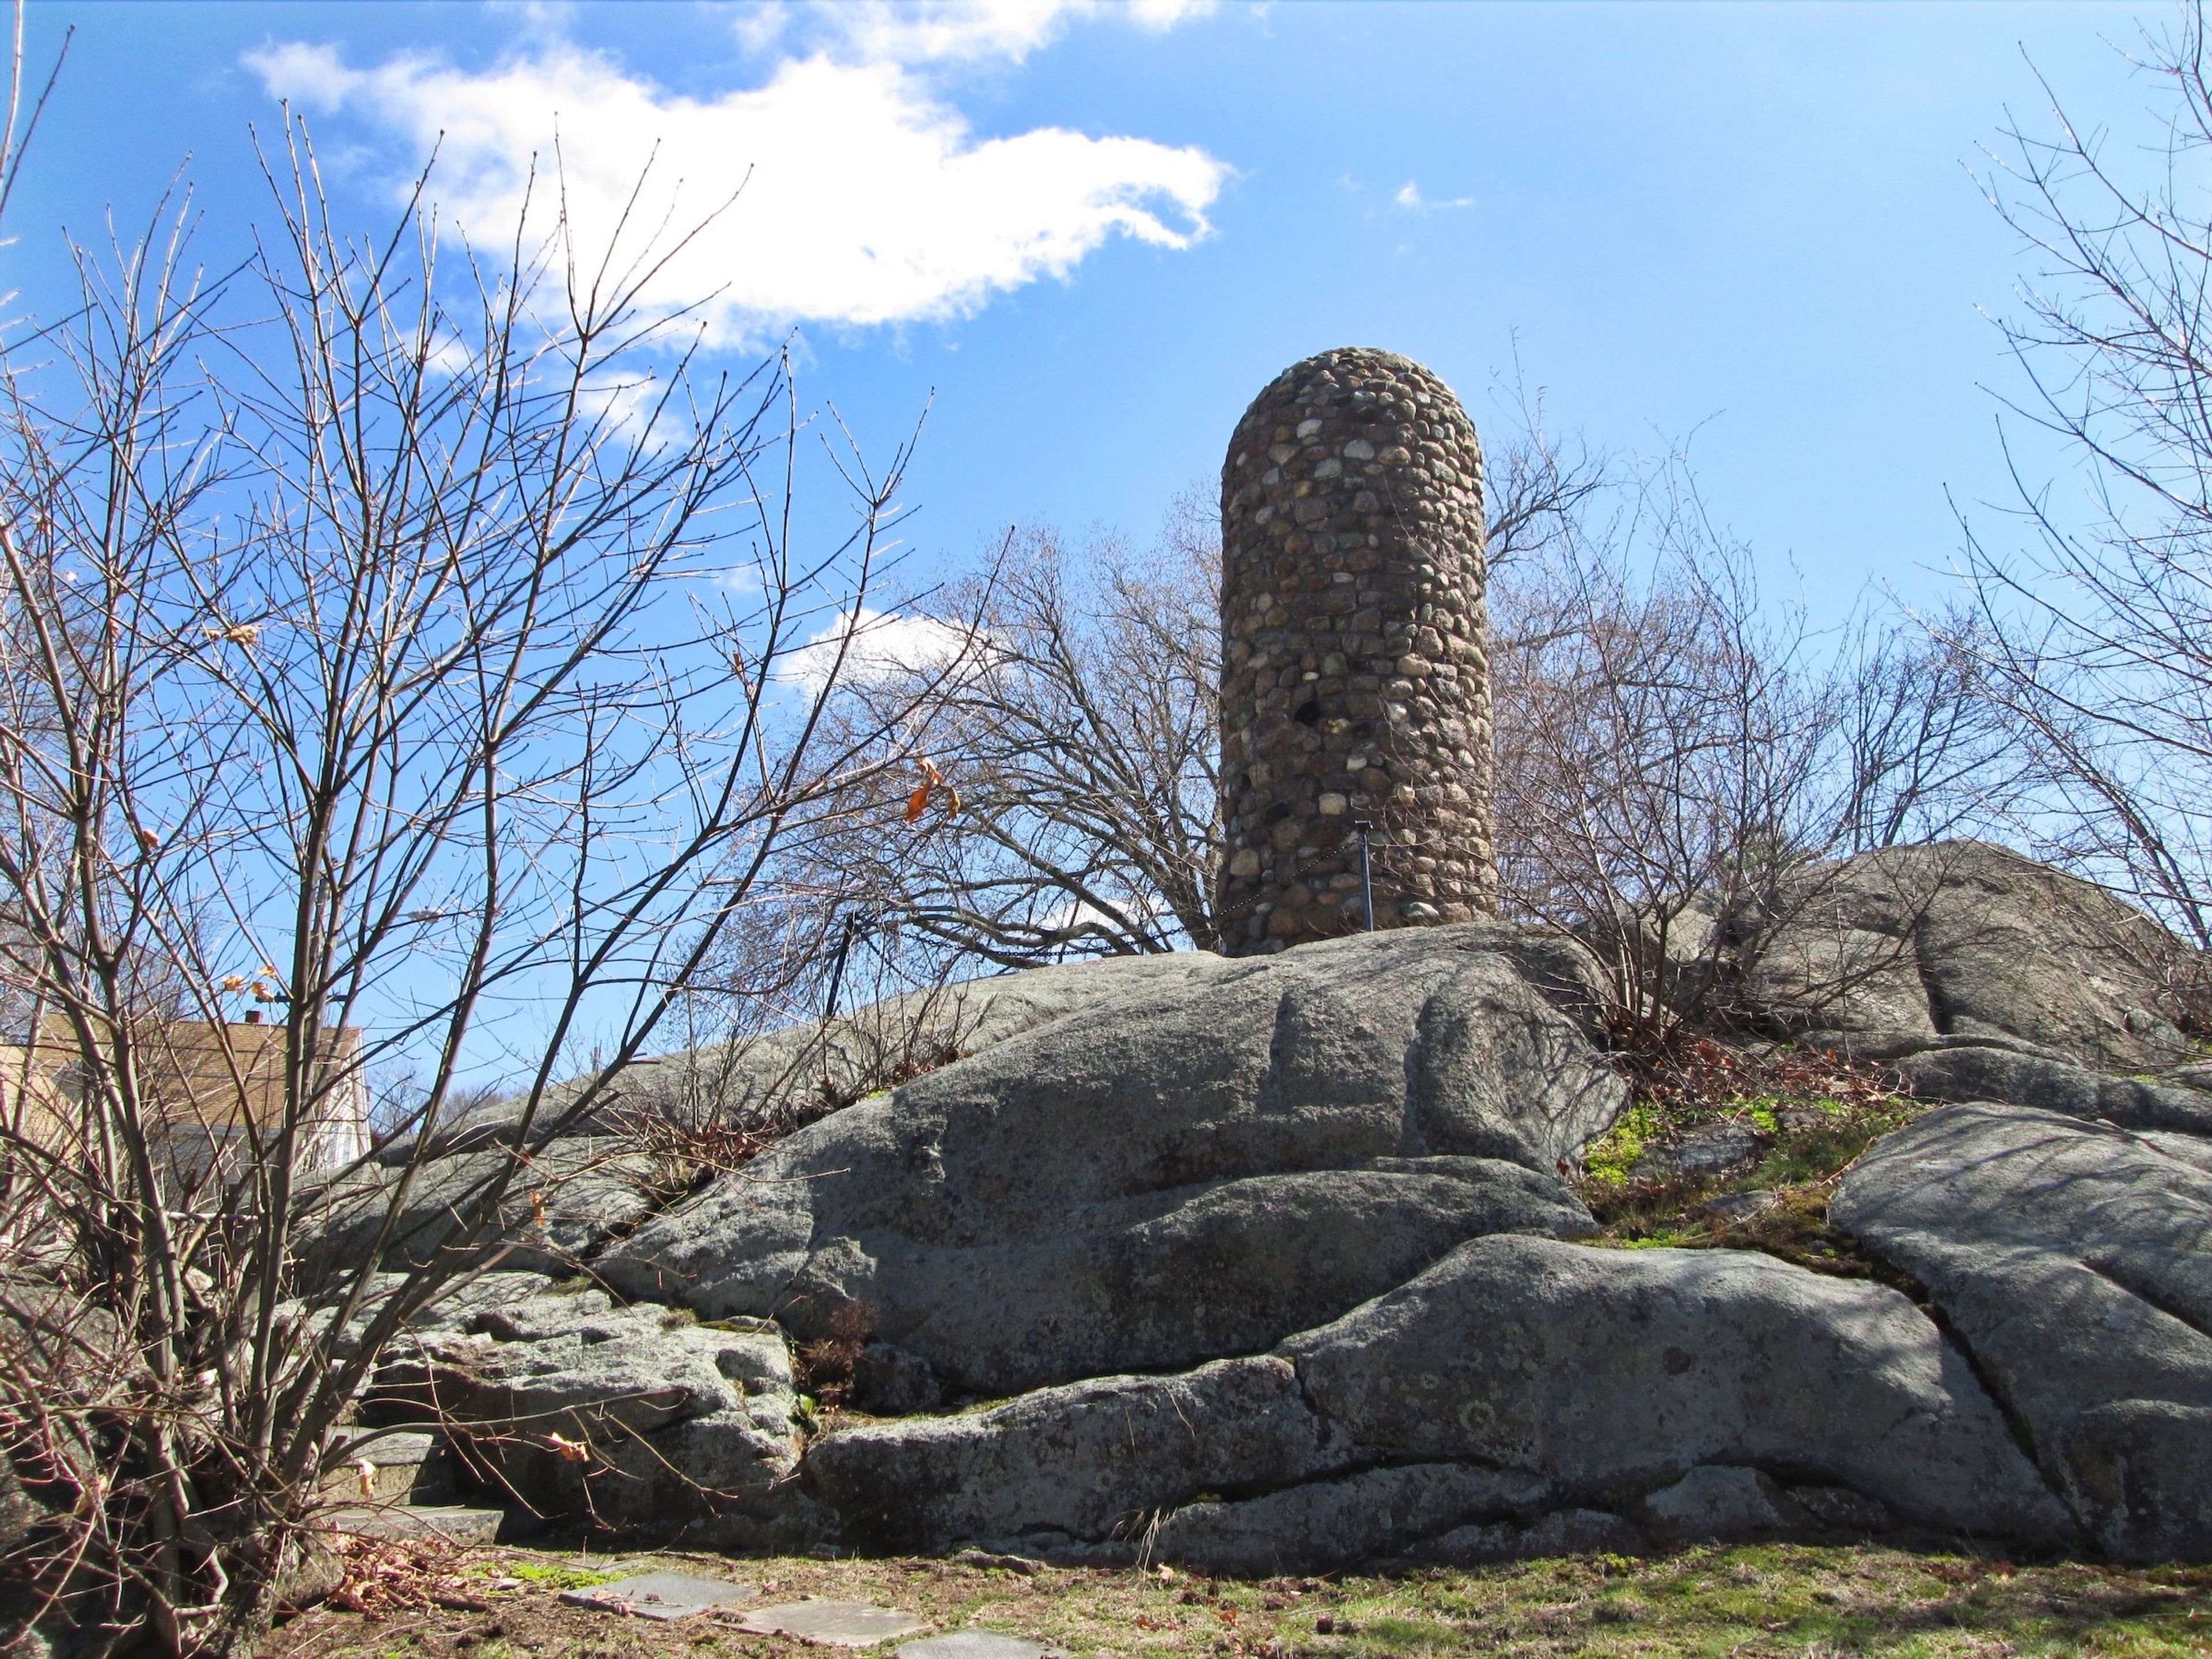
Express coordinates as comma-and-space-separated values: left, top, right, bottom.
261, 1541, 2212, 1659
791, 1301, 876, 1414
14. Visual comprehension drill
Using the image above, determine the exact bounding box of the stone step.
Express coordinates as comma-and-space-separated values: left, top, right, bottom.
325, 1504, 506, 1545
322, 1429, 457, 1505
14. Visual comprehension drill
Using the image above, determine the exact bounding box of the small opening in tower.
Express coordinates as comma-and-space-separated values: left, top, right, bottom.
1292, 698, 1321, 727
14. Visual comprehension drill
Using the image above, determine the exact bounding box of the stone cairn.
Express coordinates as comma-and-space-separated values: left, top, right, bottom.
1216, 347, 1496, 954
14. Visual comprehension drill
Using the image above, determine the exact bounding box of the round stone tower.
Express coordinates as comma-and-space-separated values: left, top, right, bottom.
1216, 347, 1496, 954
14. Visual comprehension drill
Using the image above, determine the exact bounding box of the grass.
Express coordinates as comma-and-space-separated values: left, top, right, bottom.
465, 1559, 620, 1591
264, 1542, 2212, 1658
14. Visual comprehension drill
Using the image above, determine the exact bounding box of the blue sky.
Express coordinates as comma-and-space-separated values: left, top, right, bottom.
1, 1, 2161, 623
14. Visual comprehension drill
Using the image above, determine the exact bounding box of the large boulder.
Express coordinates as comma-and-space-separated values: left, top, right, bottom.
307, 1138, 658, 1277
372, 1274, 818, 1547
804, 1356, 1342, 1551
1281, 1236, 2072, 1546
1893, 1047, 2212, 1136
599, 927, 1624, 1396
804, 1236, 2073, 1565
382, 955, 1223, 1163
1832, 1101, 2212, 1561
1745, 842, 2194, 1070
300, 848, 2212, 1569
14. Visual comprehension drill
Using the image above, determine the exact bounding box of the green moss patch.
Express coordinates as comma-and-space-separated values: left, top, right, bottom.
1576, 1040, 1926, 1290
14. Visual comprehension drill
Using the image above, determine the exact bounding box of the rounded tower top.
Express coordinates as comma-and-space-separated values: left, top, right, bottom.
1230, 346, 1476, 441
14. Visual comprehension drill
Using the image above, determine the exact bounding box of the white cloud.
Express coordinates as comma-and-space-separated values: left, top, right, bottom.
254, 40, 359, 106
1394, 179, 1475, 213
247, 9, 1228, 344
779, 605, 983, 690
743, 1, 1218, 66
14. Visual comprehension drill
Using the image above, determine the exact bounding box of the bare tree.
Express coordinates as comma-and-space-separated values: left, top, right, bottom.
783, 502, 1221, 971
1488, 459, 1829, 1041
0, 120, 940, 1653
1830, 604, 2022, 855
1488, 449, 2023, 1047
1947, 1, 2212, 950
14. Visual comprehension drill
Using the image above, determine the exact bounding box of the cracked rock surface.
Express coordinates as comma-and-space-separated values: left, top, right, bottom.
802, 1233, 2070, 1567
1833, 1101, 2212, 1561
599, 927, 1623, 1397
371, 1272, 820, 1548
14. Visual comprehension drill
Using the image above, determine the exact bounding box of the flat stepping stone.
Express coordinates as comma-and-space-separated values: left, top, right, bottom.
562, 1571, 756, 1621
736, 1601, 927, 1647
326, 1505, 503, 1544
899, 1634, 1063, 1659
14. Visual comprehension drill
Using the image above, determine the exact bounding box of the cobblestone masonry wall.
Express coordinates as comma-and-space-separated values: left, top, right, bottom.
1217, 347, 1495, 953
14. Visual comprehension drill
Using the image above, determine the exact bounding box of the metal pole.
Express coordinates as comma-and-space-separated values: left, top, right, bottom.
823, 913, 862, 1021
1353, 820, 1376, 932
